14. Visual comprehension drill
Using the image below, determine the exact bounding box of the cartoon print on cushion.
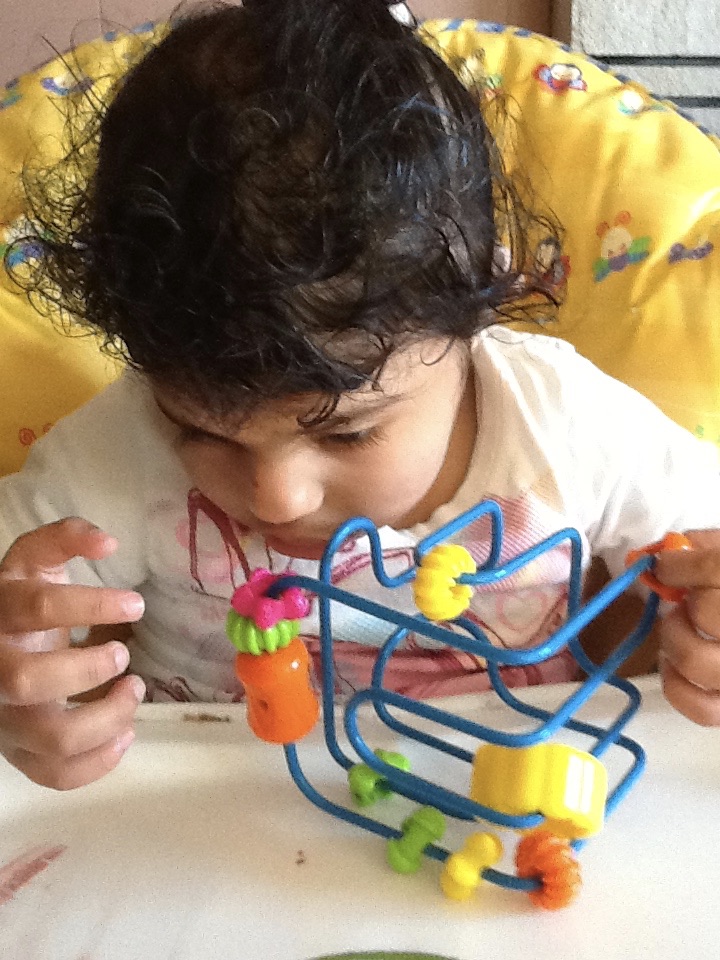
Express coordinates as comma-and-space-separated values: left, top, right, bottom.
535, 236, 570, 297
593, 212, 651, 282
422, 19, 720, 446
495, 237, 568, 325
17, 424, 54, 450
668, 238, 714, 264
0, 216, 45, 269
0, 79, 21, 112
616, 84, 666, 117
534, 63, 587, 94
693, 423, 720, 447
450, 44, 503, 104
483, 73, 503, 102
40, 71, 94, 98
474, 22, 507, 33
103, 21, 157, 42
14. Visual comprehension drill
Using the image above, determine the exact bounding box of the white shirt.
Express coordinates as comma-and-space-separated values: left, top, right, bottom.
1, 328, 718, 700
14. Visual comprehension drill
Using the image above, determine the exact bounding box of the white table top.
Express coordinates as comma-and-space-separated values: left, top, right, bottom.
1, 675, 719, 960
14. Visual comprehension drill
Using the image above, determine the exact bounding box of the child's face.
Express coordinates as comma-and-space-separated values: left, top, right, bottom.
153, 340, 476, 559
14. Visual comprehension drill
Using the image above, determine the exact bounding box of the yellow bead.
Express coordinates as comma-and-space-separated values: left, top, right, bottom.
440, 832, 503, 901
470, 744, 607, 840
413, 545, 476, 621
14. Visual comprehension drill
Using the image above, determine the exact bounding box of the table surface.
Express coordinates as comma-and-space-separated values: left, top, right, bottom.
1, 675, 719, 960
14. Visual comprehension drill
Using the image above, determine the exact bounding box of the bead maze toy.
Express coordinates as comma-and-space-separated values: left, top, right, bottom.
225, 500, 688, 910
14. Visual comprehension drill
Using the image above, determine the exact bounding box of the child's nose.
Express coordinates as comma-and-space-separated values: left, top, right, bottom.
248, 452, 324, 525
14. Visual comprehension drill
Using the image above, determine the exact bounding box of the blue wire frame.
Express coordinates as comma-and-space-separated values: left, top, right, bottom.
269, 500, 657, 894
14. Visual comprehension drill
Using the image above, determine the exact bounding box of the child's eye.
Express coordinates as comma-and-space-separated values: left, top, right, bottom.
178, 426, 210, 443
321, 428, 382, 449
178, 425, 228, 445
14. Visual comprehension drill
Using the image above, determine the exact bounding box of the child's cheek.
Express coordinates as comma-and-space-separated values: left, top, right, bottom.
181, 449, 248, 517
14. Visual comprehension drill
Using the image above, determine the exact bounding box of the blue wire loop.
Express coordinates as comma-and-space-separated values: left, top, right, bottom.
261, 499, 657, 896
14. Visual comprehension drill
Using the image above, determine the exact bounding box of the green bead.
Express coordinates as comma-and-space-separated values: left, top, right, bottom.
348, 765, 386, 807
225, 610, 300, 654
375, 748, 411, 773
347, 749, 411, 806
386, 806, 446, 874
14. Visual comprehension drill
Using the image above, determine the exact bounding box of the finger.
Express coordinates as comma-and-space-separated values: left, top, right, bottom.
0, 674, 145, 756
660, 606, 720, 691
0, 641, 131, 705
1, 518, 119, 578
661, 657, 720, 726
683, 587, 720, 643
654, 535, 720, 590
4, 727, 136, 791
0, 580, 145, 633
681, 530, 720, 551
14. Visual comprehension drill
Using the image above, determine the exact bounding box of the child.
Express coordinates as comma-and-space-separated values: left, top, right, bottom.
1, 0, 720, 793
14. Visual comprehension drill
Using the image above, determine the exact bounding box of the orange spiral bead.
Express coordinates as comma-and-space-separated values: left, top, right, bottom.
515, 828, 582, 910
626, 531, 692, 603
234, 635, 319, 744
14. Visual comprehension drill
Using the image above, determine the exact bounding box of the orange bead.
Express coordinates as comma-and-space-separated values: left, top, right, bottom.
626, 532, 693, 603
516, 828, 582, 910
234, 635, 319, 744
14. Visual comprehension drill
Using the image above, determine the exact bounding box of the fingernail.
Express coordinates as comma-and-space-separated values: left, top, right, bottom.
114, 729, 135, 754
112, 642, 131, 673
121, 593, 145, 619
129, 675, 146, 702
97, 530, 119, 548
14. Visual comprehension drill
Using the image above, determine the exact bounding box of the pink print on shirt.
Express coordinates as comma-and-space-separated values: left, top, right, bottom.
145, 488, 581, 702
186, 488, 252, 589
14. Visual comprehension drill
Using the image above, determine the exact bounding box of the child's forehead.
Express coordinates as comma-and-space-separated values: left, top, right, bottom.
156, 382, 399, 434
152, 338, 458, 432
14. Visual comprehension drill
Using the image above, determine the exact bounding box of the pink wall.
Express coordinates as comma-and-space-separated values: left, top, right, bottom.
0, 1, 183, 84
0, 1, 553, 86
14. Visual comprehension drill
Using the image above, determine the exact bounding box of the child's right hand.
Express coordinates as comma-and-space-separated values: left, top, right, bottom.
0, 518, 146, 790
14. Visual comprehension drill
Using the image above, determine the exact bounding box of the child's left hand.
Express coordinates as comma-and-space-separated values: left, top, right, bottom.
654, 530, 720, 725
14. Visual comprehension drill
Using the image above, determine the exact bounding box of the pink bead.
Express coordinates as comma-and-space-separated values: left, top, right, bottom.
230, 569, 310, 628
248, 568, 276, 591
254, 597, 285, 630
283, 587, 311, 619
230, 569, 275, 617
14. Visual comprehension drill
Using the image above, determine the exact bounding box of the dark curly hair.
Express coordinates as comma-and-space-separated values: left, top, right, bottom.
11, 0, 560, 417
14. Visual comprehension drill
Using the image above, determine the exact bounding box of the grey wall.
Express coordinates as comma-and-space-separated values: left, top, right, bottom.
570, 0, 720, 134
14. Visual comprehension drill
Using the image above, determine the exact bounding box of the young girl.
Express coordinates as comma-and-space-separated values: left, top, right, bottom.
1, 0, 720, 792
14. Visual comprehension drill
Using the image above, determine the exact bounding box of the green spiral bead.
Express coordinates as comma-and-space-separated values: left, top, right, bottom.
225, 609, 301, 654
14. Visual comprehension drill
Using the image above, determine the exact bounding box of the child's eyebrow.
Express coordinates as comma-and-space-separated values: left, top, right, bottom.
154, 400, 227, 439
154, 392, 402, 438
309, 395, 401, 430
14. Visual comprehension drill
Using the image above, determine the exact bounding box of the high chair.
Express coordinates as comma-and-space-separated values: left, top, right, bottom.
0, 18, 718, 477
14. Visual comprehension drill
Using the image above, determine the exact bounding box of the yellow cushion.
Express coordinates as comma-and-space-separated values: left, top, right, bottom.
1, 19, 718, 479
424, 20, 720, 447
0, 24, 162, 476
